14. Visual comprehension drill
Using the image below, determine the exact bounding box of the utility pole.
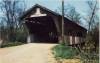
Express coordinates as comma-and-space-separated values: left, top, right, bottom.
61, 0, 65, 44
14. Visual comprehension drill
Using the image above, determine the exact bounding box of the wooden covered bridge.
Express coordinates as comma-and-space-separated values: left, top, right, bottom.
20, 4, 87, 45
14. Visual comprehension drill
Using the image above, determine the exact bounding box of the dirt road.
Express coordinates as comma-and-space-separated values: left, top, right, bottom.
0, 43, 57, 63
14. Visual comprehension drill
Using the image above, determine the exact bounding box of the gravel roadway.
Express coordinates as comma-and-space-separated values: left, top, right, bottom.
0, 43, 57, 63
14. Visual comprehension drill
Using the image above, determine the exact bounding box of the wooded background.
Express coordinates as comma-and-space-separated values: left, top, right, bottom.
0, 0, 99, 52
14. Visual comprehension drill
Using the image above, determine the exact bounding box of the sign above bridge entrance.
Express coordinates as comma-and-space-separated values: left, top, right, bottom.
30, 8, 47, 17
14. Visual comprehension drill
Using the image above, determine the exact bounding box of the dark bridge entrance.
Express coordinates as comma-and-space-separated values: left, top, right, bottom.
25, 16, 58, 43
20, 4, 87, 44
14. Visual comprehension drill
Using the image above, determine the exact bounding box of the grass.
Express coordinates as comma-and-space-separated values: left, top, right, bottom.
52, 44, 99, 63
52, 44, 79, 59
1, 42, 24, 48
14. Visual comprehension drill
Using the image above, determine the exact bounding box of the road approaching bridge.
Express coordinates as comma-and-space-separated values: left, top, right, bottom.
0, 43, 57, 63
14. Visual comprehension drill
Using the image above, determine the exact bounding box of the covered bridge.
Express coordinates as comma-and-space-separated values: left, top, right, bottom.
20, 4, 87, 45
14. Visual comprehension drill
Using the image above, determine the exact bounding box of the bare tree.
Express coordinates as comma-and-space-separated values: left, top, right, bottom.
56, 4, 81, 24
0, 0, 26, 41
65, 6, 81, 24
81, 1, 99, 62
85, 0, 99, 51
85, 0, 99, 31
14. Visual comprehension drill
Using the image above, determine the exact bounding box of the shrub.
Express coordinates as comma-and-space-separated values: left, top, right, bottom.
52, 44, 79, 59
15, 28, 28, 43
